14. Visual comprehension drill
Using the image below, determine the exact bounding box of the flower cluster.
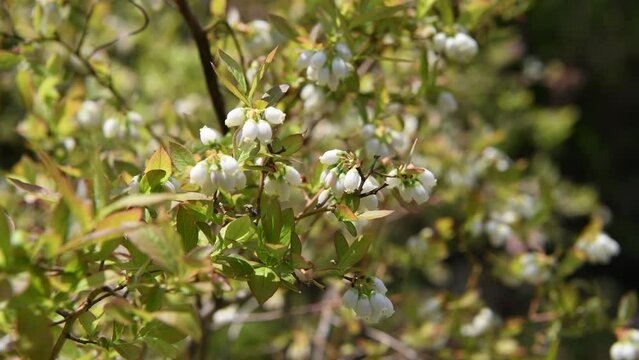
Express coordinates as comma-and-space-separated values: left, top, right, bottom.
263, 163, 303, 201
297, 43, 352, 91
76, 100, 102, 127
342, 277, 394, 323
433, 31, 479, 63
319, 149, 363, 197
576, 232, 620, 264
611, 329, 639, 360
361, 123, 409, 157
387, 165, 437, 204
103, 111, 144, 140
484, 212, 517, 247
128, 175, 180, 194
225, 106, 286, 144
518, 253, 552, 284
300, 84, 328, 112
189, 154, 246, 193
460, 307, 497, 337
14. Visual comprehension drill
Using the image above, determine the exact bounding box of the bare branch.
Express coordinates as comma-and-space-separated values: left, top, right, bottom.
88, 0, 150, 59
174, 0, 228, 134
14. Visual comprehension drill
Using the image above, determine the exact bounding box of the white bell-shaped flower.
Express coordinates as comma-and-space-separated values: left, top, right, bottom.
335, 42, 352, 60
342, 288, 359, 309
256, 120, 273, 143
103, 118, 123, 139
284, 166, 302, 186
296, 50, 314, 68
77, 100, 101, 127
200, 125, 221, 145
316, 66, 330, 85
331, 57, 348, 79
264, 106, 285, 125
310, 51, 327, 68
369, 292, 395, 322
190, 161, 210, 187
343, 168, 361, 193
319, 149, 343, 165
241, 119, 258, 142
610, 342, 638, 360
126, 111, 143, 125
225, 108, 246, 127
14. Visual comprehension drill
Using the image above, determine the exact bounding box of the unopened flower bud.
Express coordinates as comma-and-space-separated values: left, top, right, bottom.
264, 107, 285, 125
225, 108, 246, 127
200, 125, 221, 145
310, 51, 327, 68
319, 149, 343, 165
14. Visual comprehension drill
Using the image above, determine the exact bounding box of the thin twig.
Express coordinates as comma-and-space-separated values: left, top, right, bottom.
174, 0, 228, 134
365, 327, 420, 360
206, 20, 246, 75
67, 334, 98, 345
75, 1, 97, 53
88, 0, 150, 59
295, 205, 334, 221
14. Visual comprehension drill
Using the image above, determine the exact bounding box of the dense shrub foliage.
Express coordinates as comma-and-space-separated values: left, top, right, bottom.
0, 0, 634, 358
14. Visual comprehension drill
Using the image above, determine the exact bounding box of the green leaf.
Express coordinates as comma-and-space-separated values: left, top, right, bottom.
79, 311, 98, 337
248, 267, 279, 304
279, 133, 304, 156
7, 177, 48, 194
127, 226, 184, 273
338, 236, 372, 270
358, 210, 393, 220
219, 255, 255, 279
0, 50, 21, 70
39, 151, 93, 231
218, 48, 248, 94
260, 197, 282, 244
139, 169, 167, 192
115, 343, 144, 360
335, 204, 357, 221
437, 0, 454, 26
342, 221, 358, 237
349, 3, 409, 29
268, 14, 299, 40
279, 208, 295, 247
154, 311, 201, 342
98, 192, 210, 219
57, 209, 143, 254
177, 206, 199, 251
17, 309, 53, 360
262, 84, 290, 107
334, 232, 349, 263
618, 292, 638, 323
90, 148, 110, 211
146, 146, 172, 181
16, 67, 34, 110
248, 47, 278, 101
169, 141, 195, 172
209, 0, 227, 18
213, 63, 251, 105
0, 208, 12, 267
416, 0, 437, 17
221, 215, 256, 243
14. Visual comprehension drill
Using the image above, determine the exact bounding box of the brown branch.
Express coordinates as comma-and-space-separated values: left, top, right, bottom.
174, 0, 228, 134
49, 283, 127, 359
364, 327, 420, 360
88, 0, 150, 59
